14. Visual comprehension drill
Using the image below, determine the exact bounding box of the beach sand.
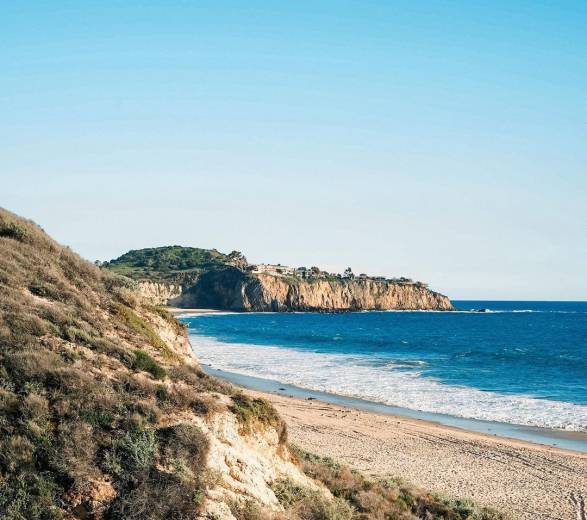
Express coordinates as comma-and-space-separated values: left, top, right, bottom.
167, 307, 223, 317
249, 390, 587, 520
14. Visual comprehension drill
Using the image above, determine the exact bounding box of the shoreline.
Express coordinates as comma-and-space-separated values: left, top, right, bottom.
249, 388, 586, 520
167, 307, 229, 318
200, 366, 587, 454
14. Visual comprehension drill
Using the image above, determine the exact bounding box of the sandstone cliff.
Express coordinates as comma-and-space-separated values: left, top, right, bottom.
241, 274, 453, 311
136, 280, 183, 305
160, 268, 453, 311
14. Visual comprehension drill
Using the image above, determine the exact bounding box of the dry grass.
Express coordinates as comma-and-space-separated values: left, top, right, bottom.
0, 208, 233, 519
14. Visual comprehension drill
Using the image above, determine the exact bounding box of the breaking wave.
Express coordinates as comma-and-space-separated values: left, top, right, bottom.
189, 334, 587, 432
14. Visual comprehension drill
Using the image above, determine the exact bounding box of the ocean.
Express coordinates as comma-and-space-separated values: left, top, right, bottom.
182, 301, 587, 437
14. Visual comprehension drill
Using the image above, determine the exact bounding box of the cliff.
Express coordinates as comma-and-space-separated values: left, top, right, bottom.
157, 268, 453, 311
136, 280, 183, 306
241, 274, 453, 311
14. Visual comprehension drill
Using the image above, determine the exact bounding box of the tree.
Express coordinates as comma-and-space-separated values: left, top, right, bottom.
343, 267, 354, 279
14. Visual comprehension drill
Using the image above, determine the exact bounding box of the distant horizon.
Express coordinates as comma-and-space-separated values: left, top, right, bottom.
3, 2, 586, 301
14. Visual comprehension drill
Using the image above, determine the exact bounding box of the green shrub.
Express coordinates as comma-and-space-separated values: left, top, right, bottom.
0, 222, 28, 242
79, 408, 113, 428
272, 478, 311, 507
230, 393, 281, 433
0, 472, 62, 520
229, 499, 267, 520
121, 429, 157, 474
131, 350, 166, 380
91, 338, 135, 367
158, 423, 209, 477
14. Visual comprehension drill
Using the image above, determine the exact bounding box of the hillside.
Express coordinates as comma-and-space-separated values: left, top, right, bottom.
0, 208, 499, 520
103, 246, 230, 284
105, 247, 453, 311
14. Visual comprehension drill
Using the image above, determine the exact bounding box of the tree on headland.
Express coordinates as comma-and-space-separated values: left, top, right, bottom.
343, 267, 354, 279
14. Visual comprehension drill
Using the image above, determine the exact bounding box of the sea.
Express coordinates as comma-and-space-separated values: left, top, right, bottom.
181, 301, 587, 450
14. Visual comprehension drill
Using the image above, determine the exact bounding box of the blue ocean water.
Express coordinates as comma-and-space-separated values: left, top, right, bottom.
183, 301, 587, 432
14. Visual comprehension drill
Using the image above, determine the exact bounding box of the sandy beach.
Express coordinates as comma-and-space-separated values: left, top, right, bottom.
248, 390, 587, 520
167, 307, 224, 317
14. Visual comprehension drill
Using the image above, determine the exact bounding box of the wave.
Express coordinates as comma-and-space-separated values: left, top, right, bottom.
380, 308, 584, 314
189, 333, 587, 432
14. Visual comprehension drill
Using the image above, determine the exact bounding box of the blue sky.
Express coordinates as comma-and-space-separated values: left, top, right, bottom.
2, 1, 586, 300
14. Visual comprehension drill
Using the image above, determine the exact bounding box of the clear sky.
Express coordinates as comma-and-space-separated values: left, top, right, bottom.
2, 1, 586, 300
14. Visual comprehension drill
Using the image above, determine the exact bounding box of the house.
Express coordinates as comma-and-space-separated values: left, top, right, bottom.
252, 264, 295, 276
295, 267, 312, 279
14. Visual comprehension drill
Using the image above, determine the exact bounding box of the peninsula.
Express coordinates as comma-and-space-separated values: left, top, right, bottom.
104, 246, 453, 312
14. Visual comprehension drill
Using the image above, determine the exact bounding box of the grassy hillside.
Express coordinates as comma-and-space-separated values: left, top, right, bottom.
0, 210, 233, 519
0, 208, 506, 520
104, 246, 228, 283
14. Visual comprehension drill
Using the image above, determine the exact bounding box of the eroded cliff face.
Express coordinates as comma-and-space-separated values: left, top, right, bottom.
136, 280, 183, 305
242, 274, 453, 311
239, 274, 453, 311
142, 312, 327, 520
136, 266, 452, 312
168, 269, 453, 311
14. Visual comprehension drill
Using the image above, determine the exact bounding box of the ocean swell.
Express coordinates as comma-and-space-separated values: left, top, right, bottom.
189, 334, 587, 432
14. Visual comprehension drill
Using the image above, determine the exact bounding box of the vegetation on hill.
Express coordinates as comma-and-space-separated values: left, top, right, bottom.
0, 209, 232, 519
103, 246, 229, 283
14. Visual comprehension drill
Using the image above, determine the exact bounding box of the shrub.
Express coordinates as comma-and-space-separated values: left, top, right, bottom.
91, 338, 135, 367
63, 325, 92, 344
230, 394, 281, 433
131, 350, 166, 380
121, 429, 157, 474
169, 364, 233, 394
229, 499, 269, 520
105, 424, 209, 520
158, 423, 209, 477
272, 478, 311, 507
271, 478, 354, 520
295, 494, 355, 520
0, 222, 28, 242
0, 472, 62, 520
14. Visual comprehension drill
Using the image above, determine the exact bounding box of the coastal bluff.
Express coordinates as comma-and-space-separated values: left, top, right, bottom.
176, 270, 453, 311
105, 247, 453, 311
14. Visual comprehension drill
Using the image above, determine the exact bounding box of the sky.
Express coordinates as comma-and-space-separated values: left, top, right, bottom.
2, 1, 586, 300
